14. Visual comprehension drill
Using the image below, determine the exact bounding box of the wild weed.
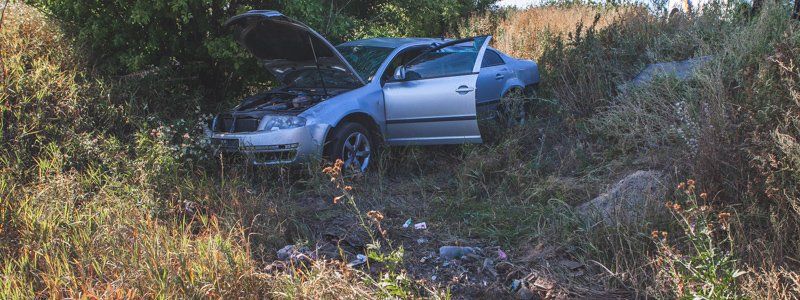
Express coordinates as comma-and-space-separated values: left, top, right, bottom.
323, 159, 414, 298
653, 180, 743, 299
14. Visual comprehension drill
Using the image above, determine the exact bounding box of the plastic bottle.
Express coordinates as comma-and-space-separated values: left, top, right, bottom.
439, 246, 476, 259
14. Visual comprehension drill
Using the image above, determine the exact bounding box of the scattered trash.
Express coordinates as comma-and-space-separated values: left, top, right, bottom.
416, 237, 428, 244
483, 258, 493, 269
514, 285, 537, 300
414, 222, 427, 230
431, 275, 437, 281
420, 253, 436, 263
276, 244, 314, 264
533, 277, 555, 290
277, 244, 310, 260
511, 274, 544, 299
346, 254, 368, 268
276, 245, 296, 260
510, 279, 523, 291
481, 258, 497, 276
439, 246, 477, 260
402, 218, 413, 228
498, 248, 508, 260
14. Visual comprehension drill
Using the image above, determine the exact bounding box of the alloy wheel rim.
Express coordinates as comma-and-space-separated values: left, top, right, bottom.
342, 132, 371, 172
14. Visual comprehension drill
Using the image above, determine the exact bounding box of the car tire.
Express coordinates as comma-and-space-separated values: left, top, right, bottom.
524, 83, 539, 97
499, 88, 528, 128
325, 122, 376, 173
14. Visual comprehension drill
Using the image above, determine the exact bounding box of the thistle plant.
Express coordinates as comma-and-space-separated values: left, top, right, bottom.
323, 159, 412, 298
652, 179, 743, 299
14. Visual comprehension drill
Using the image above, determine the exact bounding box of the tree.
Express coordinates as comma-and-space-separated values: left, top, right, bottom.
29, 0, 496, 76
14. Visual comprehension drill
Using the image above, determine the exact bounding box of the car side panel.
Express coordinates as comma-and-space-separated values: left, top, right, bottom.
507, 58, 540, 87
383, 73, 482, 145
476, 64, 508, 115
299, 85, 386, 155
299, 41, 452, 150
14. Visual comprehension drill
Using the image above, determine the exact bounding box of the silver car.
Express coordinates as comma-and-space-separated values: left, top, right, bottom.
211, 10, 540, 171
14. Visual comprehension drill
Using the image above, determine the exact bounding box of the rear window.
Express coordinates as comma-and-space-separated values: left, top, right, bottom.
482, 50, 505, 68
404, 44, 480, 80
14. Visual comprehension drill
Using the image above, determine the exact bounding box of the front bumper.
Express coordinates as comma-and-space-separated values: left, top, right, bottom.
210, 124, 329, 166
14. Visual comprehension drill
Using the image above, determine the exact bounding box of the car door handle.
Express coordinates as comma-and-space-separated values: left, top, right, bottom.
455, 85, 474, 94
495, 74, 505, 80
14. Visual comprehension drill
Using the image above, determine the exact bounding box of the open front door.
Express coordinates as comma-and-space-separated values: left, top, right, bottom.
383, 36, 492, 145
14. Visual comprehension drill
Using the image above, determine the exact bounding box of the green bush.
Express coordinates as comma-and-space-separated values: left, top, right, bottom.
27, 0, 496, 101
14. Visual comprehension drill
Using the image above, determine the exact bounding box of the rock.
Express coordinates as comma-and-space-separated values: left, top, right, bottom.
558, 259, 583, 270
623, 56, 712, 89
577, 170, 668, 226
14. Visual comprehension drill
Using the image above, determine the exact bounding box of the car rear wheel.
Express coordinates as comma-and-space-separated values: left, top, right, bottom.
499, 88, 528, 127
326, 122, 374, 173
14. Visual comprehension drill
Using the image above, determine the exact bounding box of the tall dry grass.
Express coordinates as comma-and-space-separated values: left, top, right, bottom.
461, 6, 634, 59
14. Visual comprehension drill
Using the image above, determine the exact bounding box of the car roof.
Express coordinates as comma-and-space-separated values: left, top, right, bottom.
338, 37, 451, 48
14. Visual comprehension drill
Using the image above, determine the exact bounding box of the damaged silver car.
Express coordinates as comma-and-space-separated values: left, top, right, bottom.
210, 10, 540, 171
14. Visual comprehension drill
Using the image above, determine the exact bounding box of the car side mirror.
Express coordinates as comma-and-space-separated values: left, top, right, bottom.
393, 66, 406, 81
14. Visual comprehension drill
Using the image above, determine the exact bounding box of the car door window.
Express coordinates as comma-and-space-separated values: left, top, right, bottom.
481, 50, 505, 68
381, 46, 428, 83
403, 42, 482, 80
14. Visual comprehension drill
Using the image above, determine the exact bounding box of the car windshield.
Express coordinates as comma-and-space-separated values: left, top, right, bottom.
336, 46, 394, 82
283, 69, 362, 89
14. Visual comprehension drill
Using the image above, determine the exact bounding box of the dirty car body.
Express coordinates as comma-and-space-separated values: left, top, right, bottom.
211, 10, 540, 170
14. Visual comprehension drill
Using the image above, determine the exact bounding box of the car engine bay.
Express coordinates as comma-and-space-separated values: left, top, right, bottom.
235, 89, 336, 113
212, 89, 342, 133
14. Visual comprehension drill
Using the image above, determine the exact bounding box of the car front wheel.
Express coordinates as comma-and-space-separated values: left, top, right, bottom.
326, 122, 374, 172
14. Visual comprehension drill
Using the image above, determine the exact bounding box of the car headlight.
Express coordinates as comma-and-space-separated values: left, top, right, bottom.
261, 116, 307, 131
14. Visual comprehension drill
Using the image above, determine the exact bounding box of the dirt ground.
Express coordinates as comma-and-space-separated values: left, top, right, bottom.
259, 164, 631, 299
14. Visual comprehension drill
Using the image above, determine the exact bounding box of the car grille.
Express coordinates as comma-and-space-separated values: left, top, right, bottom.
211, 138, 240, 150
215, 115, 260, 133
252, 150, 297, 164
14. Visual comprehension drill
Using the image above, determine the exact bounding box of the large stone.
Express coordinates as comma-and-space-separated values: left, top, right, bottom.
622, 56, 712, 89
577, 171, 668, 226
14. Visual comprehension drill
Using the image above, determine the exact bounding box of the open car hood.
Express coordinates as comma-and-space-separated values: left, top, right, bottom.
225, 10, 365, 88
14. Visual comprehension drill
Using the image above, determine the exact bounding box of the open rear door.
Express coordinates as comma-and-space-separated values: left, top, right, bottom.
382, 36, 492, 145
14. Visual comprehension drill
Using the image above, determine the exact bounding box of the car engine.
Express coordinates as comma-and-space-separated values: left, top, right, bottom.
235, 90, 330, 113
212, 89, 339, 133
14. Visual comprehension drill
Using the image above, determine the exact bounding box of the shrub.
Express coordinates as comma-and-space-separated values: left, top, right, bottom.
27, 0, 495, 101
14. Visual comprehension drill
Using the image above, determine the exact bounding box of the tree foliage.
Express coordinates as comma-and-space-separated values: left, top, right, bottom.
28, 0, 496, 80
